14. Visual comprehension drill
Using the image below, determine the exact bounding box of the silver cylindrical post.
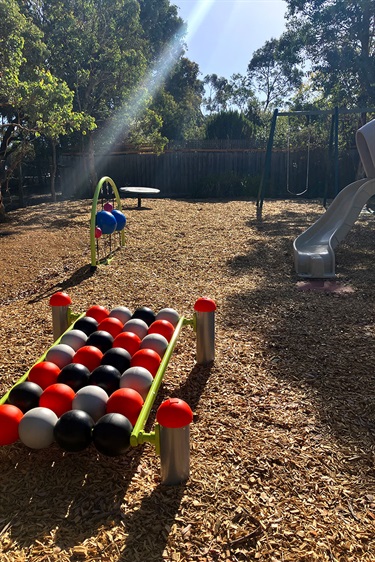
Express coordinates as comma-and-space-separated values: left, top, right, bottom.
194, 297, 216, 365
156, 398, 193, 485
159, 425, 190, 485
49, 292, 72, 341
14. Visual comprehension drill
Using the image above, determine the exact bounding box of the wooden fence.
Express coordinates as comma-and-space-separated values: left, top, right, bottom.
59, 146, 361, 201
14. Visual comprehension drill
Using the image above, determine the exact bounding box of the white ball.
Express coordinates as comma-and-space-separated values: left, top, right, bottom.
156, 308, 179, 327
19, 407, 58, 449
45, 344, 75, 369
122, 319, 148, 340
73, 386, 108, 422
120, 367, 153, 400
60, 329, 88, 351
109, 306, 132, 324
140, 334, 169, 358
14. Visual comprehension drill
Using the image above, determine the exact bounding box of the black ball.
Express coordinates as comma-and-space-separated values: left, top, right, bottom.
54, 409, 95, 452
101, 348, 131, 373
132, 307, 156, 327
73, 316, 99, 336
89, 365, 121, 395
92, 413, 133, 456
8, 381, 43, 412
57, 363, 90, 391
86, 330, 114, 353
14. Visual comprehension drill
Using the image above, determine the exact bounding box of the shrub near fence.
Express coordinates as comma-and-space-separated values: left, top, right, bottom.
59, 145, 361, 201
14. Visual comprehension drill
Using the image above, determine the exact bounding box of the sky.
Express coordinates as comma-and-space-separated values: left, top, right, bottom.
172, 0, 288, 79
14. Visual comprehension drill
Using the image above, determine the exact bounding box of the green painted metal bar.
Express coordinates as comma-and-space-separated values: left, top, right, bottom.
0, 312, 85, 405
277, 107, 375, 117
257, 108, 278, 209
130, 316, 189, 447
90, 176, 125, 270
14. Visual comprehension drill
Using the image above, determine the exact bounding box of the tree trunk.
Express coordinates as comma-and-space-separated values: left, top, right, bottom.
18, 164, 25, 207
0, 188, 5, 222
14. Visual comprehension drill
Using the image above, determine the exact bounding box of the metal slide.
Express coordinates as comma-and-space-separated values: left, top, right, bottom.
294, 120, 375, 278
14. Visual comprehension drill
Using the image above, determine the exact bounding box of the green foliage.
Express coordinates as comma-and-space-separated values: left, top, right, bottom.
205, 110, 254, 140
247, 33, 304, 111
203, 73, 260, 116
154, 58, 205, 140
19, 69, 96, 140
284, 0, 375, 108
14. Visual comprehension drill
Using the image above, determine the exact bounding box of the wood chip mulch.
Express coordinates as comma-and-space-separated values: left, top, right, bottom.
0, 197, 375, 561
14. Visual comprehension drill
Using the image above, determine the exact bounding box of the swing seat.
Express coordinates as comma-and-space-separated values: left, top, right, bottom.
294, 119, 375, 278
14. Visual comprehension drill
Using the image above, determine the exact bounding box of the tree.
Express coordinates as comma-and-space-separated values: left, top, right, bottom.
25, 0, 185, 189
285, 0, 375, 108
203, 73, 260, 119
203, 75, 232, 113
0, 0, 95, 217
20, 69, 95, 200
247, 33, 304, 111
154, 58, 205, 140
205, 110, 254, 140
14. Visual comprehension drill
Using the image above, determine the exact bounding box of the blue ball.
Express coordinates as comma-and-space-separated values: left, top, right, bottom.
111, 210, 126, 231
96, 210, 117, 235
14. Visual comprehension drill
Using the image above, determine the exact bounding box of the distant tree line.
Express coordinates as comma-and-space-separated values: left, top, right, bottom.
1, 0, 374, 217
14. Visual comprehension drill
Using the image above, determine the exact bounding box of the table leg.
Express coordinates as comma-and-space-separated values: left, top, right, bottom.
137, 197, 142, 208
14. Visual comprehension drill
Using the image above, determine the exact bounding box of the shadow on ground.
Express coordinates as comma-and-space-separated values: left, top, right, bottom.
224, 207, 375, 474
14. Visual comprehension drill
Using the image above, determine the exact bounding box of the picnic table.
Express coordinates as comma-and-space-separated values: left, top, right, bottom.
120, 187, 160, 209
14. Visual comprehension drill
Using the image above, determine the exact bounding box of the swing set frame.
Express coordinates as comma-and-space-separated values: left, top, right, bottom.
256, 106, 375, 210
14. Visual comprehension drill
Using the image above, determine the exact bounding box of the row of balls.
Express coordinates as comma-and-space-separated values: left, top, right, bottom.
95, 205, 126, 237
0, 304, 179, 454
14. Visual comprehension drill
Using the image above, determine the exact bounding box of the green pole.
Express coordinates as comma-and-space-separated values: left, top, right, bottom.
130, 316, 190, 447
90, 176, 125, 270
257, 108, 278, 209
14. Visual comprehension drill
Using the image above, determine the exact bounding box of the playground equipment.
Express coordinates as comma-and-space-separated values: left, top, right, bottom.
257, 106, 375, 209
0, 293, 216, 485
293, 119, 375, 278
90, 176, 126, 271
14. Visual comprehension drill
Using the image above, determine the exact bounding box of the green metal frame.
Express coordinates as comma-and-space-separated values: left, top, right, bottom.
90, 176, 125, 269
1, 307, 195, 458
130, 316, 193, 455
257, 106, 375, 209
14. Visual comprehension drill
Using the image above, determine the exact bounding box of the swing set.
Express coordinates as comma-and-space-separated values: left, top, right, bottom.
257, 106, 375, 210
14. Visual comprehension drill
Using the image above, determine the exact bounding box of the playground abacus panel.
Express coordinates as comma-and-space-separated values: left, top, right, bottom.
0, 293, 216, 485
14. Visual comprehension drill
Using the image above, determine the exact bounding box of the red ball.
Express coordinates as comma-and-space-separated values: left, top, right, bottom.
98, 317, 123, 338
148, 319, 174, 342
113, 331, 141, 356
28, 361, 60, 390
85, 305, 109, 323
106, 388, 143, 426
0, 404, 23, 445
73, 346, 103, 372
39, 383, 75, 417
95, 226, 102, 239
130, 349, 161, 377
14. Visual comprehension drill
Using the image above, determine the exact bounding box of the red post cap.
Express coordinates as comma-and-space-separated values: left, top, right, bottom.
49, 292, 72, 307
156, 398, 193, 428
194, 297, 216, 312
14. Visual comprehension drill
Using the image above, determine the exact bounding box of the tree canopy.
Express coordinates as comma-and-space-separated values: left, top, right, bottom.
1, 0, 375, 214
